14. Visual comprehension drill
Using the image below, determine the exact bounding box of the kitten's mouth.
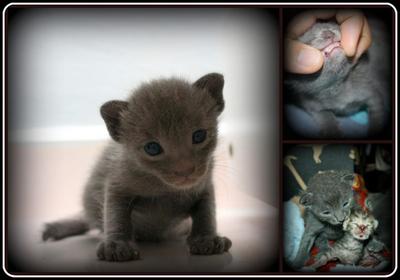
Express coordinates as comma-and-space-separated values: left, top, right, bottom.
174, 176, 199, 187
355, 233, 369, 240
163, 173, 204, 189
321, 41, 342, 57
162, 165, 208, 190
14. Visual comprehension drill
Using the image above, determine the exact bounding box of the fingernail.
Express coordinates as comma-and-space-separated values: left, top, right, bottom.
297, 48, 321, 67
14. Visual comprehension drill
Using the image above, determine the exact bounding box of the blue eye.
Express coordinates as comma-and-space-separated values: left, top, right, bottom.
343, 201, 349, 207
192, 129, 207, 144
144, 142, 163, 156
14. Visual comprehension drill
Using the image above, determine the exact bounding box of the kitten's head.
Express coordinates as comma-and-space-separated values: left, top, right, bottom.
285, 21, 353, 94
343, 210, 378, 240
100, 73, 224, 190
300, 170, 355, 225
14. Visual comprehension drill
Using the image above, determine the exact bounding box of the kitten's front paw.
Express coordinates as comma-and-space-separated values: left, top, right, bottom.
97, 239, 140, 262
187, 235, 232, 255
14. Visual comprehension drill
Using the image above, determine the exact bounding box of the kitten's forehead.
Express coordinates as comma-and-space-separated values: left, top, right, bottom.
125, 79, 217, 140
352, 211, 373, 221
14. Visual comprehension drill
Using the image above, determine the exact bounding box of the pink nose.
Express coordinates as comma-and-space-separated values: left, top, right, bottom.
359, 224, 366, 232
174, 166, 195, 177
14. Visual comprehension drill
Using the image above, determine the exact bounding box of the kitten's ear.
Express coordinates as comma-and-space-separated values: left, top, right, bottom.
373, 218, 379, 230
299, 192, 313, 207
341, 173, 355, 186
193, 73, 225, 114
365, 197, 374, 211
100, 100, 128, 142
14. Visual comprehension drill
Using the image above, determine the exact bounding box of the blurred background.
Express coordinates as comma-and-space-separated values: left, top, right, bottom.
6, 7, 279, 273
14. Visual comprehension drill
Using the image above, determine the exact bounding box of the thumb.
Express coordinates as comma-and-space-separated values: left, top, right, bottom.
285, 38, 324, 74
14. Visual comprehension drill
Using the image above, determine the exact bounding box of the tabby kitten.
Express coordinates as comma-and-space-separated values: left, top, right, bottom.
310, 210, 379, 268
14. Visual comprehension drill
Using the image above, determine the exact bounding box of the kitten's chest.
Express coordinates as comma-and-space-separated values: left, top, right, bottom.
131, 194, 196, 219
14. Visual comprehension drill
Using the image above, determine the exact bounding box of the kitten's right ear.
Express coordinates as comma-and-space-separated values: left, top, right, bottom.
341, 173, 355, 186
193, 73, 225, 114
100, 100, 128, 142
299, 192, 313, 207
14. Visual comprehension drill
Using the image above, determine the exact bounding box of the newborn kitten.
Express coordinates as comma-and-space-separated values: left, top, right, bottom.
292, 170, 355, 268
285, 19, 390, 138
42, 73, 232, 261
310, 210, 378, 268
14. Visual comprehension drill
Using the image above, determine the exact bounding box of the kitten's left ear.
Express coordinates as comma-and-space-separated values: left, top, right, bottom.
193, 73, 225, 114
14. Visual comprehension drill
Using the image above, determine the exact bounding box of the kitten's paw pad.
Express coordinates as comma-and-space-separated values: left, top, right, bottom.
96, 239, 140, 262
188, 235, 232, 255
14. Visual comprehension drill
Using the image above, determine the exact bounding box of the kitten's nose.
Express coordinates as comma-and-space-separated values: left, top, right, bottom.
359, 224, 366, 232
322, 30, 335, 40
174, 166, 195, 177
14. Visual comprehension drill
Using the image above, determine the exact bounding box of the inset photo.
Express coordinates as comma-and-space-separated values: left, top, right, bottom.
283, 144, 393, 272
283, 8, 393, 139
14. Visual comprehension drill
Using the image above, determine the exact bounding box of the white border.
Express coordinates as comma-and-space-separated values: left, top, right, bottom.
2, 2, 398, 278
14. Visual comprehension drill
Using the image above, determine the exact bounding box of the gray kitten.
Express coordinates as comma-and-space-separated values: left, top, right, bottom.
42, 73, 232, 262
310, 210, 379, 268
285, 19, 390, 138
292, 170, 355, 268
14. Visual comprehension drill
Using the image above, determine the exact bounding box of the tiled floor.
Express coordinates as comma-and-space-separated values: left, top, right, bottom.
6, 140, 279, 274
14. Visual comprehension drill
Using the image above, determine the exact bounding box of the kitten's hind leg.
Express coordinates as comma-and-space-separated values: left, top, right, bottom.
42, 215, 90, 241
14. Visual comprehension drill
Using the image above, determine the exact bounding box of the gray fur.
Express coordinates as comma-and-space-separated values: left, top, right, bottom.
285, 19, 390, 138
42, 73, 232, 261
292, 170, 355, 268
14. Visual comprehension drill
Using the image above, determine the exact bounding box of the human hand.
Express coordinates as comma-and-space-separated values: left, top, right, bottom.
285, 9, 372, 74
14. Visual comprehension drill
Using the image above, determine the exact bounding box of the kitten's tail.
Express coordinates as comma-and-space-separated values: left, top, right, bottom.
42, 214, 91, 241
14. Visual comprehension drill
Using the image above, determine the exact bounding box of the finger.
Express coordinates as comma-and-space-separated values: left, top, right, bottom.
336, 10, 364, 57
285, 38, 324, 74
354, 17, 372, 61
287, 9, 336, 39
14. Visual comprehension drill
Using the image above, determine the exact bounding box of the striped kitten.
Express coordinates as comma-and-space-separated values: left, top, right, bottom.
311, 210, 378, 268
